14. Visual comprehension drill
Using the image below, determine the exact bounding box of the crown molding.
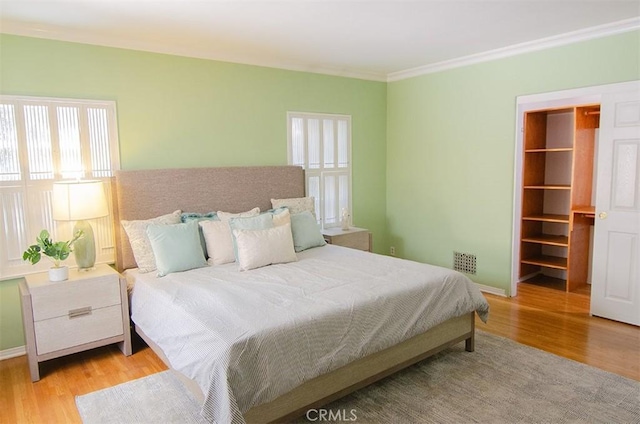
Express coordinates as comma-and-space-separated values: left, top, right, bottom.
1, 17, 637, 84
387, 17, 640, 82
0, 21, 388, 82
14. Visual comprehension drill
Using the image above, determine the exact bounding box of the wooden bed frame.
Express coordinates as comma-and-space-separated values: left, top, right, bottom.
112, 165, 476, 424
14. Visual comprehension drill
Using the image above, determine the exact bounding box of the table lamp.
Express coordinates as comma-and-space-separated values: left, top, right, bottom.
52, 180, 109, 270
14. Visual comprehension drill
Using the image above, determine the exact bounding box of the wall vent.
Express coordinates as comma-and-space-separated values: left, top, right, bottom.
453, 252, 477, 274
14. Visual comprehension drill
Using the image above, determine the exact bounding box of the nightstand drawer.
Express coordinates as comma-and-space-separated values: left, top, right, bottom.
34, 304, 124, 355
31, 275, 120, 322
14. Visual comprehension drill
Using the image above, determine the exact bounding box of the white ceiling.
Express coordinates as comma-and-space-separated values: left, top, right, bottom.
1, 1, 639, 81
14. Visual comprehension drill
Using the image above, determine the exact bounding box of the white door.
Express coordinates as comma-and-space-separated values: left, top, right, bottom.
591, 89, 640, 326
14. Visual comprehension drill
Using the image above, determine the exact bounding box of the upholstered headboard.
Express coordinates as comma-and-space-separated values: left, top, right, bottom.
112, 166, 305, 272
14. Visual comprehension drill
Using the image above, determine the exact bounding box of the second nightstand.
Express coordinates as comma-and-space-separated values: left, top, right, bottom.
19, 264, 131, 382
322, 227, 372, 252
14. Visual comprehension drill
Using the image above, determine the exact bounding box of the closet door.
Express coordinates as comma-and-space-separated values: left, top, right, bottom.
591, 89, 640, 326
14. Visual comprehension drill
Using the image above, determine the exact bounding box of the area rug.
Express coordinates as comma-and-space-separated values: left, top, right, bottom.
75, 331, 640, 423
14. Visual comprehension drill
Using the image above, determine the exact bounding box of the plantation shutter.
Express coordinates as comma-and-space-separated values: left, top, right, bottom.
0, 96, 120, 278
288, 112, 351, 228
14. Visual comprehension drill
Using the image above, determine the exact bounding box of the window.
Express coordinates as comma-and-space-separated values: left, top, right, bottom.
0, 95, 120, 278
287, 112, 351, 228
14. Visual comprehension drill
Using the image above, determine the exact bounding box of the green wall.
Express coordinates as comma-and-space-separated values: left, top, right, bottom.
386, 31, 640, 295
1, 30, 638, 352
0, 34, 388, 351
0, 280, 22, 350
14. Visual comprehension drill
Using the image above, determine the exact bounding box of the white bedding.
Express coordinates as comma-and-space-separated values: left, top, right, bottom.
127, 244, 489, 424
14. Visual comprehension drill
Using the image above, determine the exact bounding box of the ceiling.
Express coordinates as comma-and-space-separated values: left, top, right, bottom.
1, 1, 639, 81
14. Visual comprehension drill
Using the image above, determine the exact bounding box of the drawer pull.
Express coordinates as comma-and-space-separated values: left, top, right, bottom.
68, 306, 92, 318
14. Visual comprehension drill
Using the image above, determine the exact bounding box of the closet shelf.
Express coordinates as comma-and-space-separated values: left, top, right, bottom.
572, 205, 595, 214
522, 214, 570, 223
525, 147, 573, 153
524, 185, 571, 190
521, 255, 568, 270
522, 234, 569, 247
521, 275, 567, 291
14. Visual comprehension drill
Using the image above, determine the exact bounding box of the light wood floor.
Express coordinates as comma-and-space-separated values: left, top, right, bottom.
477, 283, 639, 381
1, 282, 638, 423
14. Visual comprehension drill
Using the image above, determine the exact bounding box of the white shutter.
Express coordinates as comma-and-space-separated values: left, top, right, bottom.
323, 119, 335, 169
0, 104, 21, 181
287, 112, 351, 228
0, 96, 120, 279
308, 119, 321, 169
23, 104, 55, 180
290, 117, 305, 167
324, 174, 337, 225
57, 106, 83, 178
1, 188, 28, 270
338, 120, 349, 168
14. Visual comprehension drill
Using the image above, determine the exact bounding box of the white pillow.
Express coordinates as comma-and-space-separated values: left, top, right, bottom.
199, 220, 236, 266
271, 197, 316, 219
121, 210, 182, 273
200, 210, 287, 266
217, 207, 260, 221
234, 224, 297, 271
272, 208, 291, 227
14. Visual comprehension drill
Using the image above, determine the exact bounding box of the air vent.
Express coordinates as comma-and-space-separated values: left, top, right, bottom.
453, 252, 477, 274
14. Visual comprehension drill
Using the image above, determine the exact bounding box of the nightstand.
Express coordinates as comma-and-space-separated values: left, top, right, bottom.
322, 227, 372, 252
19, 264, 131, 382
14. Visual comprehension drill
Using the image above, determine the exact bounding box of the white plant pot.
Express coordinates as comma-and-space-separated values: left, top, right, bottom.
49, 266, 69, 282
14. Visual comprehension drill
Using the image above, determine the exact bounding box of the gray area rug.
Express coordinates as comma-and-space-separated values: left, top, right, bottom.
76, 331, 640, 423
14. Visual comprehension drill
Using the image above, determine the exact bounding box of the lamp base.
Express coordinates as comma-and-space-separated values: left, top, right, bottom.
73, 220, 96, 270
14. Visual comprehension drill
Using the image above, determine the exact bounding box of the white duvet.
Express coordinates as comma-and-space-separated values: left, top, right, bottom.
128, 244, 489, 424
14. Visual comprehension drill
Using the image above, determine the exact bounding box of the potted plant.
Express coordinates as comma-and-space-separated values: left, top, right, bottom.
23, 229, 83, 281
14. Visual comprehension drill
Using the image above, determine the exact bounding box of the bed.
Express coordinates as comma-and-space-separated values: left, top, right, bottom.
112, 166, 489, 424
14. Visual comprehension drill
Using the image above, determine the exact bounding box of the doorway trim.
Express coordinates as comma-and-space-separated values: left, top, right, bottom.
510, 80, 640, 297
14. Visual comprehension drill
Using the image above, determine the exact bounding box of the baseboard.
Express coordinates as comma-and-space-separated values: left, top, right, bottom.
0, 345, 26, 361
475, 283, 507, 297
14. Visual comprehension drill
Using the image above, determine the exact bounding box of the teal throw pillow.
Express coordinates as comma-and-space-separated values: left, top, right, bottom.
146, 220, 208, 277
290, 211, 326, 252
180, 212, 219, 256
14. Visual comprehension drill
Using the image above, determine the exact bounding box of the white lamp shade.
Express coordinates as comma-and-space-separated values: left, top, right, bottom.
52, 180, 109, 221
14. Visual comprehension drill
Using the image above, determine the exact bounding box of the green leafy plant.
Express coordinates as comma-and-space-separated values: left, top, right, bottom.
22, 229, 84, 268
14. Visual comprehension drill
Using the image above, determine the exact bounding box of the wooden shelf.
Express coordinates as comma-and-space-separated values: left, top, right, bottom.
521, 255, 568, 270
525, 147, 573, 153
520, 274, 567, 291
524, 185, 571, 190
522, 214, 570, 223
522, 234, 569, 247
572, 205, 595, 214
